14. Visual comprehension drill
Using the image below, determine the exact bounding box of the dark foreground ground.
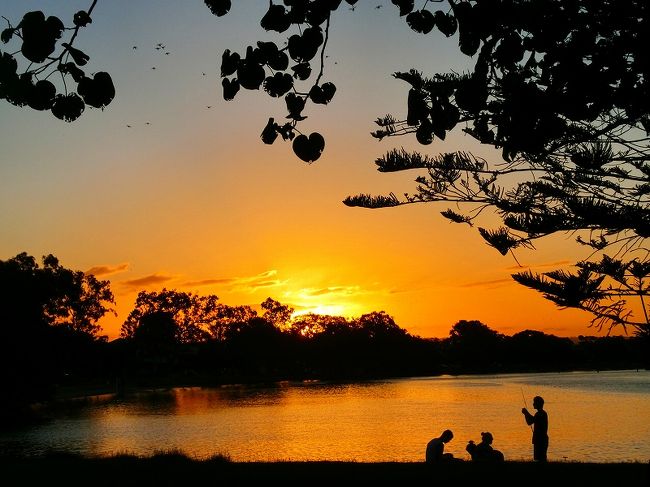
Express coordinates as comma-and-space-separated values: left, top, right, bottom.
1, 453, 649, 487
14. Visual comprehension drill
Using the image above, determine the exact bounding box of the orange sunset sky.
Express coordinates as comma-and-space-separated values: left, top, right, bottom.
1, 1, 604, 340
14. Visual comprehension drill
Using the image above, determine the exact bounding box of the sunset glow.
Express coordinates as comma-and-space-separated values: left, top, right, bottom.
0, 1, 612, 340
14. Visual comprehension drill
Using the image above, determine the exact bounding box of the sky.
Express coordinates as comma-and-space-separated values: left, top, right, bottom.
0, 0, 600, 340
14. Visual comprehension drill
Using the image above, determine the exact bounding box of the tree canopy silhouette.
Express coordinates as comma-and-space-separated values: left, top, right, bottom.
0, 0, 114, 121
1, 251, 115, 338
0, 252, 115, 414
3, 1, 650, 335
209, 0, 650, 336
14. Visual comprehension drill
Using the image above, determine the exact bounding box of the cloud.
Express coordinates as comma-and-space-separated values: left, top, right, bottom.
119, 273, 176, 291
505, 260, 572, 271
303, 286, 361, 297
183, 270, 284, 291
459, 278, 514, 289
85, 263, 129, 277
183, 277, 238, 287
461, 261, 572, 289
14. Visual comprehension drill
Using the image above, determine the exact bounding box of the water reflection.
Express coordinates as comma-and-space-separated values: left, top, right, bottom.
1, 370, 648, 462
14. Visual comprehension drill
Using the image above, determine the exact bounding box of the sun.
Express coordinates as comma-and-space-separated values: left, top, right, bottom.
291, 304, 350, 318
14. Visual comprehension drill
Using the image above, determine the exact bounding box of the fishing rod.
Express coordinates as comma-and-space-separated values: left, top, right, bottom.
521, 387, 533, 432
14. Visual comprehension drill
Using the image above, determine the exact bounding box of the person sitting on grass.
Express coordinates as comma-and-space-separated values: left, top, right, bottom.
466, 431, 505, 462
425, 429, 455, 463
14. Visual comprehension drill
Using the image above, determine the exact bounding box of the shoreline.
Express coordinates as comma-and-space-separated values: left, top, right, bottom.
2, 452, 649, 487
46, 366, 649, 401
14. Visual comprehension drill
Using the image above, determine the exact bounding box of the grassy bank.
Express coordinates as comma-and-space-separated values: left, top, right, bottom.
2, 452, 648, 487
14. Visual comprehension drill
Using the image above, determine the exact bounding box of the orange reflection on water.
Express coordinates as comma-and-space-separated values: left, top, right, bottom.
18, 371, 649, 463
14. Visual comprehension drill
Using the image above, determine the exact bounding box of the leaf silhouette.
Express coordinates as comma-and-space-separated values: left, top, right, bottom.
51, 92, 84, 122
406, 10, 435, 35
27, 79, 56, 110
204, 0, 231, 17
293, 132, 325, 163
263, 72, 293, 97
260, 4, 291, 33
392, 0, 414, 17
77, 72, 114, 109
309, 82, 336, 104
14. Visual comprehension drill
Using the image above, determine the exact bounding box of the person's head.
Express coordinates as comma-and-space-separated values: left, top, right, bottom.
533, 396, 544, 410
441, 429, 454, 443
480, 432, 493, 445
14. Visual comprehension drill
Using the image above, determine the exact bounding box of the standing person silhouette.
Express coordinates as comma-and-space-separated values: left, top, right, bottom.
522, 395, 549, 462
425, 429, 455, 463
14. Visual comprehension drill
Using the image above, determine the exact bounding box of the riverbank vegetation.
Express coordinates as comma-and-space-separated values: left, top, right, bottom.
2, 451, 648, 487
1, 252, 648, 419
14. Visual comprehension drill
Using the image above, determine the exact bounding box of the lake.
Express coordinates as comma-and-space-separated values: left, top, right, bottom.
1, 370, 649, 463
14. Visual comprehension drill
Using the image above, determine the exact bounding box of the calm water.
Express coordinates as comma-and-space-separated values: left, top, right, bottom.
1, 370, 649, 463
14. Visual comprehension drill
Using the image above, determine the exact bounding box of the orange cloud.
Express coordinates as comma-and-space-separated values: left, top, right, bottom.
183, 277, 238, 286
119, 273, 176, 291
505, 260, 572, 271
85, 263, 129, 276
303, 286, 362, 297
183, 270, 285, 291
459, 278, 514, 288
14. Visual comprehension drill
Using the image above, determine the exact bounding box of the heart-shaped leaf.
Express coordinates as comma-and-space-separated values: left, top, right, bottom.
73, 10, 92, 27
406, 10, 435, 34
204, 0, 231, 17
263, 72, 293, 97
309, 81, 337, 104
261, 4, 291, 32
288, 27, 323, 63
494, 32, 524, 67
0, 52, 18, 81
221, 49, 240, 77
416, 120, 434, 145
291, 62, 312, 80
292, 132, 325, 163
1, 27, 14, 43
51, 92, 85, 122
19, 12, 64, 63
77, 72, 115, 109
285, 92, 306, 120
255, 41, 278, 64
434, 11, 457, 37
27, 79, 56, 111
222, 77, 240, 100
392, 0, 414, 17
268, 50, 289, 71
236, 60, 265, 90
261, 117, 279, 145
2, 73, 31, 107
459, 30, 480, 56
306, 0, 332, 26
407, 88, 428, 126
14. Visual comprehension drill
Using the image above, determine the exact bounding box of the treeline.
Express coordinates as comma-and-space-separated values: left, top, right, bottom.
1, 253, 648, 418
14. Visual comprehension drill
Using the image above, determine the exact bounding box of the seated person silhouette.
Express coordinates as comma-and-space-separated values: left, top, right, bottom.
425, 429, 455, 463
466, 432, 505, 462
